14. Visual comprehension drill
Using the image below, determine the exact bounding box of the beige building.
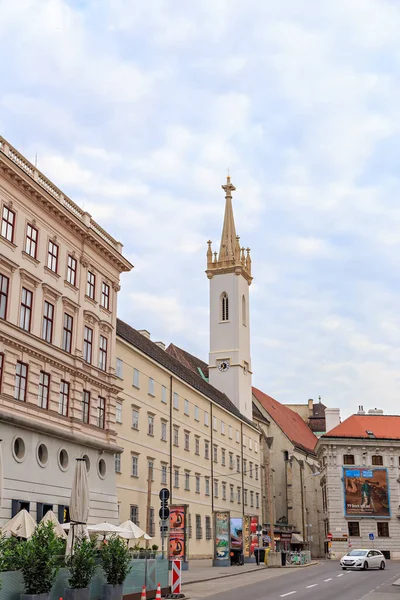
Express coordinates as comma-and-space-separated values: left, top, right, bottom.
0, 137, 132, 524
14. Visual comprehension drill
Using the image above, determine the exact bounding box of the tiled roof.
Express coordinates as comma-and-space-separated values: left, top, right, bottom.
252, 387, 318, 454
321, 414, 400, 440
308, 417, 326, 433
166, 343, 209, 379
117, 319, 255, 429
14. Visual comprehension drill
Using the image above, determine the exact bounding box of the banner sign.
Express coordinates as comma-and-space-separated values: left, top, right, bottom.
230, 517, 243, 551
343, 468, 390, 518
244, 516, 259, 557
169, 505, 187, 561
214, 511, 230, 561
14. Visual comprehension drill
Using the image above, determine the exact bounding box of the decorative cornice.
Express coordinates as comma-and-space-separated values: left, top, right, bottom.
83, 309, 100, 325
62, 295, 80, 314
19, 267, 41, 288
99, 320, 113, 334
0, 253, 19, 274
42, 282, 62, 301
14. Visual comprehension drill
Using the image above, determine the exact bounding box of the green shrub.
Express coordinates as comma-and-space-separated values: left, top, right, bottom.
67, 539, 97, 589
101, 536, 131, 586
18, 522, 64, 594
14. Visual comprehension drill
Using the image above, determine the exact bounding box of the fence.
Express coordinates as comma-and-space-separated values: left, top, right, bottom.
284, 551, 312, 566
0, 558, 169, 600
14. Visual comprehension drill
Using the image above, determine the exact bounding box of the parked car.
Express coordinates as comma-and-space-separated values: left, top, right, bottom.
340, 549, 386, 570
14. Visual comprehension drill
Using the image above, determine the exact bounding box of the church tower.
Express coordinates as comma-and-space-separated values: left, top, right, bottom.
206, 176, 253, 420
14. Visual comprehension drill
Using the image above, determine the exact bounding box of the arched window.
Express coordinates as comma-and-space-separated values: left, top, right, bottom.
242, 295, 246, 326
221, 293, 229, 321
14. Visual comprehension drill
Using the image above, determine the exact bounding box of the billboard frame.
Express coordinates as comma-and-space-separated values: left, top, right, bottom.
342, 466, 391, 519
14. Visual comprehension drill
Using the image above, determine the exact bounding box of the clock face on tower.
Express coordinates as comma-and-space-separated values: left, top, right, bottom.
218, 360, 230, 372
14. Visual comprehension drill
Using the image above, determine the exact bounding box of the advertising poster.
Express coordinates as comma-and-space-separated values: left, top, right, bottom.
250, 516, 259, 554
169, 505, 187, 560
230, 517, 243, 550
243, 516, 259, 557
214, 511, 230, 561
343, 468, 390, 517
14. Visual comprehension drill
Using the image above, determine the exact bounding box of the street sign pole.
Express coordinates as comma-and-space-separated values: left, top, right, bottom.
159, 488, 170, 560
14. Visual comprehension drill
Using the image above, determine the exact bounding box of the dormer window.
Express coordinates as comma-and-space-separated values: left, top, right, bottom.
221, 292, 229, 321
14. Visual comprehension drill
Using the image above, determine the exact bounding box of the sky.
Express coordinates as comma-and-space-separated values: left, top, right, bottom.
2, 0, 400, 418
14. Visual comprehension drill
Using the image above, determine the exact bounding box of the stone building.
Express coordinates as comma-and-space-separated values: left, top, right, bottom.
0, 136, 132, 524
316, 410, 400, 559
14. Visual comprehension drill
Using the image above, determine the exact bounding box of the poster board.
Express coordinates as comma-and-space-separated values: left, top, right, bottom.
169, 505, 188, 561
343, 467, 390, 518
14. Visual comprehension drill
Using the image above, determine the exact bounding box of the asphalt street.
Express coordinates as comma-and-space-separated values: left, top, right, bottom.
186, 560, 400, 600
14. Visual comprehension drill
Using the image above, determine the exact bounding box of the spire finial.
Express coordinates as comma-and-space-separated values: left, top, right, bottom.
222, 174, 236, 199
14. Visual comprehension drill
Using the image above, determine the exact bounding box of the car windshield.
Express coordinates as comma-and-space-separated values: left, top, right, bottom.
347, 550, 367, 556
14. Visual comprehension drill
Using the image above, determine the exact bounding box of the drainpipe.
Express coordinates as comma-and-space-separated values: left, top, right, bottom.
169, 375, 173, 502
241, 422, 244, 516
300, 464, 306, 546
210, 402, 214, 512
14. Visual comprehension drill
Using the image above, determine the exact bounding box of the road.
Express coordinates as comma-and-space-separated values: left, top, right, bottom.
185, 560, 400, 600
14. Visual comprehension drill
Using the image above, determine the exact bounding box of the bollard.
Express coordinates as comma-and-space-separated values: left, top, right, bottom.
171, 559, 181, 595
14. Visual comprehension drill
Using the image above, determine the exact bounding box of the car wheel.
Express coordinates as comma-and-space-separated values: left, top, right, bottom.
363, 561, 368, 570
380, 561, 385, 570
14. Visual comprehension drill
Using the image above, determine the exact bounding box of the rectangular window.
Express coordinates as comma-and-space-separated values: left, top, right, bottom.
38, 371, 50, 409
244, 489, 248, 505
250, 491, 254, 507
236, 430, 240, 443
255, 441, 258, 453
221, 448, 226, 466
205, 440, 210, 459
86, 271, 96, 300
195, 475, 200, 494
0, 353, 4, 393
173, 392, 179, 409
148, 377, 155, 396
184, 399, 189, 415
1, 206, 15, 242
148, 414, 154, 436
229, 425, 233, 438
149, 507, 155, 537
256, 493, 259, 509
221, 421, 225, 435
133, 368, 140, 387
25, 224, 38, 259
205, 516, 212, 540
188, 513, 192, 539
101, 282, 110, 310
116, 401, 122, 423
194, 405, 199, 421
59, 380, 69, 416
42, 301, 54, 343
98, 335, 108, 371
237, 487, 241, 504
20, 287, 32, 332
255, 464, 259, 480
132, 455, 139, 477
161, 464, 167, 485
348, 522, 360, 537
116, 358, 123, 378
83, 326, 93, 363
204, 411, 209, 426
161, 421, 167, 441
173, 426, 179, 446
67, 255, 77, 286
130, 505, 139, 524
185, 472, 190, 491
82, 390, 90, 424
213, 445, 218, 463
243, 459, 247, 475
236, 456, 240, 473
230, 485, 234, 502
205, 477, 210, 496
222, 482, 227, 500
343, 454, 355, 465
249, 438, 253, 450
15, 361, 28, 401
229, 452, 234, 469
115, 454, 121, 473
249, 462, 253, 478
214, 480, 219, 498
196, 515, 202, 539
161, 385, 167, 403
184, 431, 190, 451
132, 409, 139, 430
195, 437, 200, 455
47, 240, 59, 273
98, 397, 105, 429
372, 455, 383, 466
213, 416, 217, 430
243, 435, 247, 446
147, 460, 154, 481
174, 469, 179, 488
0, 273, 9, 320
377, 522, 389, 537
62, 313, 73, 353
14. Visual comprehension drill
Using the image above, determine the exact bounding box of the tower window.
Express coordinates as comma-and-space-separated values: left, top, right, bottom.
242, 295, 246, 326
221, 292, 229, 321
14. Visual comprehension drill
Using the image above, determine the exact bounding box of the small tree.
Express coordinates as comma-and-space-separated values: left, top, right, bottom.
18, 521, 64, 595
101, 536, 131, 586
67, 539, 97, 589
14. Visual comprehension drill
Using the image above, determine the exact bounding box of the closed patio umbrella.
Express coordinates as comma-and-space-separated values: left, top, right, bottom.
66, 458, 90, 555
1, 509, 36, 539
120, 520, 152, 540
41, 510, 67, 539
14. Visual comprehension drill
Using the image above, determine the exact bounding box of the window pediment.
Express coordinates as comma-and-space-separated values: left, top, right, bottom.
83, 309, 100, 325
19, 268, 41, 288
0, 253, 19, 274
42, 282, 62, 301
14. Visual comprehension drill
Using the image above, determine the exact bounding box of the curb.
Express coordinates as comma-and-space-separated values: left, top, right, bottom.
283, 561, 319, 569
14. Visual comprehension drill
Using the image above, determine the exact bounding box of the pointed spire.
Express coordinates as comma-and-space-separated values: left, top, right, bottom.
218, 176, 237, 262
207, 240, 213, 268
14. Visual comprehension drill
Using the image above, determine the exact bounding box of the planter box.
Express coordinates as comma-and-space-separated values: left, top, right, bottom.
21, 594, 50, 600
65, 588, 91, 600
103, 583, 123, 600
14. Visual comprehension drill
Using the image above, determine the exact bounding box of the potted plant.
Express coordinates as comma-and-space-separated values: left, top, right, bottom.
18, 521, 64, 600
151, 545, 158, 559
132, 543, 140, 559
65, 539, 97, 600
101, 536, 131, 600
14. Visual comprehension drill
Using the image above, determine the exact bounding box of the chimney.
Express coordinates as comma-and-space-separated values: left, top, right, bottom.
368, 408, 384, 415
325, 407, 341, 433
155, 341, 166, 351
357, 405, 365, 415
138, 330, 150, 339
308, 398, 313, 414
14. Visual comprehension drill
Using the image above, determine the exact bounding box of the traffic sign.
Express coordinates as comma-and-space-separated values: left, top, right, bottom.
159, 506, 170, 520
369, 533, 374, 541
159, 488, 170, 502
327, 533, 333, 540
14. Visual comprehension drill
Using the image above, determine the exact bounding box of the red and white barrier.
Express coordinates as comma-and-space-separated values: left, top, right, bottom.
171, 559, 181, 594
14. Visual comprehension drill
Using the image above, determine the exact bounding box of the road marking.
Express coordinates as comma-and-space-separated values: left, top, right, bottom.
306, 584, 318, 588
280, 593, 297, 598
324, 578, 332, 582
337, 574, 344, 577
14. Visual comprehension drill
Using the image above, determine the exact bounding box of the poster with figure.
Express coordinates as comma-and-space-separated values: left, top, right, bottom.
343, 468, 390, 517
169, 505, 187, 560
244, 516, 259, 557
214, 511, 230, 560
230, 517, 243, 550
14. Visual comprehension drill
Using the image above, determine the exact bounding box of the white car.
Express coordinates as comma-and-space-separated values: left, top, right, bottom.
340, 549, 386, 570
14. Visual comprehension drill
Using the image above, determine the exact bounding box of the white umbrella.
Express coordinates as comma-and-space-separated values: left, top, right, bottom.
1, 509, 36, 539
87, 522, 135, 538
0, 440, 4, 510
120, 520, 152, 540
66, 458, 90, 555
41, 510, 67, 539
